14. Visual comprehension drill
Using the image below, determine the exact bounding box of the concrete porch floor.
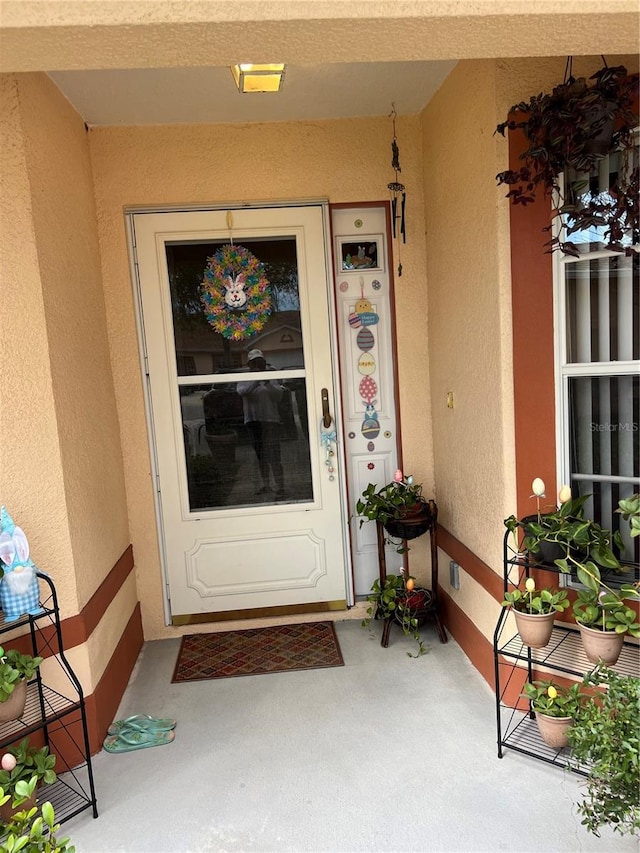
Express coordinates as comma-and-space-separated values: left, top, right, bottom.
67, 620, 637, 853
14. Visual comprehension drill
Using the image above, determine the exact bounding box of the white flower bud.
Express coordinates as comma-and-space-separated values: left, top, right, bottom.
531, 478, 546, 498
558, 485, 572, 504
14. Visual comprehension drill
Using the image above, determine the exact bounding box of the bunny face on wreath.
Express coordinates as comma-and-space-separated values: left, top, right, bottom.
223, 273, 248, 309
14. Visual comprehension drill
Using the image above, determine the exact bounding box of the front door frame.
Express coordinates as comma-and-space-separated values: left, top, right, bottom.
125, 199, 354, 626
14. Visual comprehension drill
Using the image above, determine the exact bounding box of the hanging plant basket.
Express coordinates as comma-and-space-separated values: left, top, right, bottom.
495, 60, 639, 256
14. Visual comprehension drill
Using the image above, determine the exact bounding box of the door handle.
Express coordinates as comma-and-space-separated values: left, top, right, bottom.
321, 388, 332, 428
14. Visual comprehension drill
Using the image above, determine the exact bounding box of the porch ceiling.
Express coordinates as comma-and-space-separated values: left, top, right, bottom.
2, 1, 638, 127
47, 61, 458, 126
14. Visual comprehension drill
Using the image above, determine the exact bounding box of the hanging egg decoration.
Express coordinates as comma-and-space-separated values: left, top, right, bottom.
359, 376, 377, 403
356, 327, 375, 352
362, 416, 380, 440
358, 352, 376, 375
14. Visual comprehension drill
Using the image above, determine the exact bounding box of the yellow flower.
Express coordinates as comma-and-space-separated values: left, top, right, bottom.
547, 685, 558, 699
525, 578, 536, 592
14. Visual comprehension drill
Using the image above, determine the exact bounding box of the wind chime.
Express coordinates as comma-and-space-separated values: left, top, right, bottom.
387, 105, 406, 277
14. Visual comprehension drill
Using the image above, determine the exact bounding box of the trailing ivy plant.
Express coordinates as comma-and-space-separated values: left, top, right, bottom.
495, 60, 639, 256
361, 573, 427, 657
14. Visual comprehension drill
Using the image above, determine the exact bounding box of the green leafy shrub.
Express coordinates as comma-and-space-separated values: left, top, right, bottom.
568, 665, 640, 837
0, 781, 74, 852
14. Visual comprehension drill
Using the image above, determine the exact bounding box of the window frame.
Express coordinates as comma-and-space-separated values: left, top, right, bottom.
553, 164, 639, 580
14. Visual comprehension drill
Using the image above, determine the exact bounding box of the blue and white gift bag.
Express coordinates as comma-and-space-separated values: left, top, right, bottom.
0, 507, 42, 621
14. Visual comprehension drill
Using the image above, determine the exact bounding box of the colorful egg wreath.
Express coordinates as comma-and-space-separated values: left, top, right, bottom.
200, 244, 272, 341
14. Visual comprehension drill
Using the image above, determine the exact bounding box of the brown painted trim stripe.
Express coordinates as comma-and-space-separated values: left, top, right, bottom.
439, 588, 494, 689
57, 544, 134, 650
437, 525, 504, 603
79, 602, 143, 755
10, 545, 135, 658
82, 544, 135, 637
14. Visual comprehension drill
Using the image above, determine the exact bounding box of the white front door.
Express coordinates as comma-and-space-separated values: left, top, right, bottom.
132, 205, 349, 620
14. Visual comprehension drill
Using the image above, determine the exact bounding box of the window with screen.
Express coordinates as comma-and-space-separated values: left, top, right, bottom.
554, 140, 639, 579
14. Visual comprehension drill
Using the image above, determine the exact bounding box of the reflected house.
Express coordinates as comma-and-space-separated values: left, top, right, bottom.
175, 310, 303, 375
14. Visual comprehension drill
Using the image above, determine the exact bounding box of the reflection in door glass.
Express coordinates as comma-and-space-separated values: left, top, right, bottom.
169, 236, 315, 511
181, 381, 313, 511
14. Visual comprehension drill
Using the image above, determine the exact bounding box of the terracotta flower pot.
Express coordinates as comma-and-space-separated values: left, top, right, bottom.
535, 712, 573, 749
0, 678, 27, 724
578, 623, 625, 665
513, 610, 556, 649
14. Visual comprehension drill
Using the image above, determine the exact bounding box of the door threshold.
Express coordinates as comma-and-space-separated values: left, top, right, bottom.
172, 599, 348, 626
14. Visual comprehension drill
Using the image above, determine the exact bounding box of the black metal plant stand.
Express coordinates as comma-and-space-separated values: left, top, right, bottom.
494, 530, 639, 774
0, 571, 98, 824
375, 499, 448, 646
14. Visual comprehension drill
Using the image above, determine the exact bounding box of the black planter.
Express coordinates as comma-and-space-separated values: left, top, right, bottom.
520, 514, 587, 566
384, 501, 434, 540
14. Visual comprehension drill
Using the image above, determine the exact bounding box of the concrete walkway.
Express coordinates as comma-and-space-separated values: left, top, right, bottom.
66, 621, 638, 853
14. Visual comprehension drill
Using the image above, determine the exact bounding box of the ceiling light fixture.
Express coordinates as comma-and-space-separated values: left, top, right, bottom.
231, 64, 286, 94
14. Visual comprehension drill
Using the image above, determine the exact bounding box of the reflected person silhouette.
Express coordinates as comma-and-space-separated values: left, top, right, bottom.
237, 349, 286, 499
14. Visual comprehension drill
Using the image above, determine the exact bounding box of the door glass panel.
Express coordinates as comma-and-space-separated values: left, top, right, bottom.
166, 238, 305, 374
169, 239, 313, 511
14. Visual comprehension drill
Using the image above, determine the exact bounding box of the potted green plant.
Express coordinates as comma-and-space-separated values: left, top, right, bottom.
567, 664, 640, 837
361, 572, 428, 657
571, 586, 639, 665
495, 61, 639, 256
0, 784, 74, 852
521, 679, 584, 749
0, 739, 56, 821
502, 577, 570, 649
506, 482, 640, 665
0, 647, 43, 724
356, 471, 434, 547
505, 484, 624, 572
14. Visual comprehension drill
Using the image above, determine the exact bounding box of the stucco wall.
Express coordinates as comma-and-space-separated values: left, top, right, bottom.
0, 73, 78, 610
89, 115, 434, 639
13, 74, 131, 611
0, 72, 131, 652
422, 59, 515, 577
422, 54, 639, 644
2, 2, 638, 71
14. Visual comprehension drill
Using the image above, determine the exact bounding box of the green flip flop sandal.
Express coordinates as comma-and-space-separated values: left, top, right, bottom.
107, 714, 177, 736
103, 728, 175, 753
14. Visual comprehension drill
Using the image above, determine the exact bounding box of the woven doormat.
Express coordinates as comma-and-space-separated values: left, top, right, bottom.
172, 621, 344, 682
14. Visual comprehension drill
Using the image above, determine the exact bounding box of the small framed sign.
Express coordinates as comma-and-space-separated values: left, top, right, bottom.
338, 236, 383, 272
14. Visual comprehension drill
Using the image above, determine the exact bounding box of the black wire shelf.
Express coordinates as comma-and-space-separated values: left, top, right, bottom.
0, 572, 98, 826
494, 530, 640, 774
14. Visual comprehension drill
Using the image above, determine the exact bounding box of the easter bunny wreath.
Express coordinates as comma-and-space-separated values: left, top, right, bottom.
200, 244, 272, 341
